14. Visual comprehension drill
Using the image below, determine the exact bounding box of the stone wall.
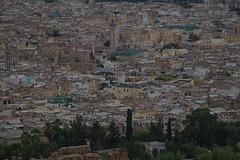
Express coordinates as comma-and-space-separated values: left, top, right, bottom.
10, 143, 100, 160
111, 149, 129, 160
10, 144, 129, 160
48, 145, 100, 160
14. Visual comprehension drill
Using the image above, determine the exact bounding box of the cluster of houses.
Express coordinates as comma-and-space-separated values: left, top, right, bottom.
0, 0, 240, 144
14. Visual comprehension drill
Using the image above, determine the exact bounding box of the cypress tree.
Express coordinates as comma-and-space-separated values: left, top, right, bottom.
150, 121, 157, 134
126, 109, 133, 139
156, 118, 163, 135
167, 118, 172, 141
173, 130, 179, 143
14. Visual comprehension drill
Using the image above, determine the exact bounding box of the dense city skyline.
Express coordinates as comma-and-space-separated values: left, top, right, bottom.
0, 0, 240, 159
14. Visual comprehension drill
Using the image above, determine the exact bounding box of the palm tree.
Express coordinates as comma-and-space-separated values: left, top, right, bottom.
31, 128, 41, 135
43, 122, 54, 142
21, 131, 31, 146
71, 115, 86, 145
107, 121, 120, 148
31, 128, 41, 139
89, 121, 106, 150
67, 128, 76, 146
52, 119, 62, 132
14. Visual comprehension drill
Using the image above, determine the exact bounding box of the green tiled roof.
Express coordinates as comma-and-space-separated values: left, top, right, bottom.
112, 49, 143, 56
212, 35, 223, 39
168, 25, 184, 30
162, 24, 167, 28
162, 25, 202, 31
51, 9, 63, 17
153, 20, 160, 23
195, 101, 207, 104
109, 24, 117, 27
184, 25, 201, 31
48, 96, 72, 100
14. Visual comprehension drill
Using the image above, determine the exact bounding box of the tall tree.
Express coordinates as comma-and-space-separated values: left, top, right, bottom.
173, 130, 179, 143
89, 121, 106, 150
208, 121, 230, 146
150, 121, 157, 135
127, 140, 147, 160
11, 143, 22, 159
66, 128, 76, 146
196, 146, 237, 160
152, 148, 158, 158
167, 118, 172, 141
31, 128, 41, 140
71, 115, 86, 145
126, 109, 133, 139
21, 131, 32, 146
0, 149, 6, 160
1, 144, 13, 160
156, 118, 164, 136
107, 121, 120, 148
40, 142, 58, 158
150, 118, 164, 141
43, 122, 54, 141
181, 108, 217, 147
52, 119, 62, 131
43, 119, 63, 145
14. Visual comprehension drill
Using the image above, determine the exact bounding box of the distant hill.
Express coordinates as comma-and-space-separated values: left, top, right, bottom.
95, 0, 148, 2
95, 0, 204, 7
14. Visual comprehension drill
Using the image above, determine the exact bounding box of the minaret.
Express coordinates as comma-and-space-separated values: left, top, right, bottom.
58, 0, 62, 12
55, 51, 60, 65
89, 45, 96, 60
143, 11, 148, 26
5, 52, 11, 74
109, 20, 117, 51
92, 45, 95, 55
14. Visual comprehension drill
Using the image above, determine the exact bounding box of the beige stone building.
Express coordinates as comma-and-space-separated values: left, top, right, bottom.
111, 85, 145, 99
162, 48, 188, 57
163, 109, 186, 136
